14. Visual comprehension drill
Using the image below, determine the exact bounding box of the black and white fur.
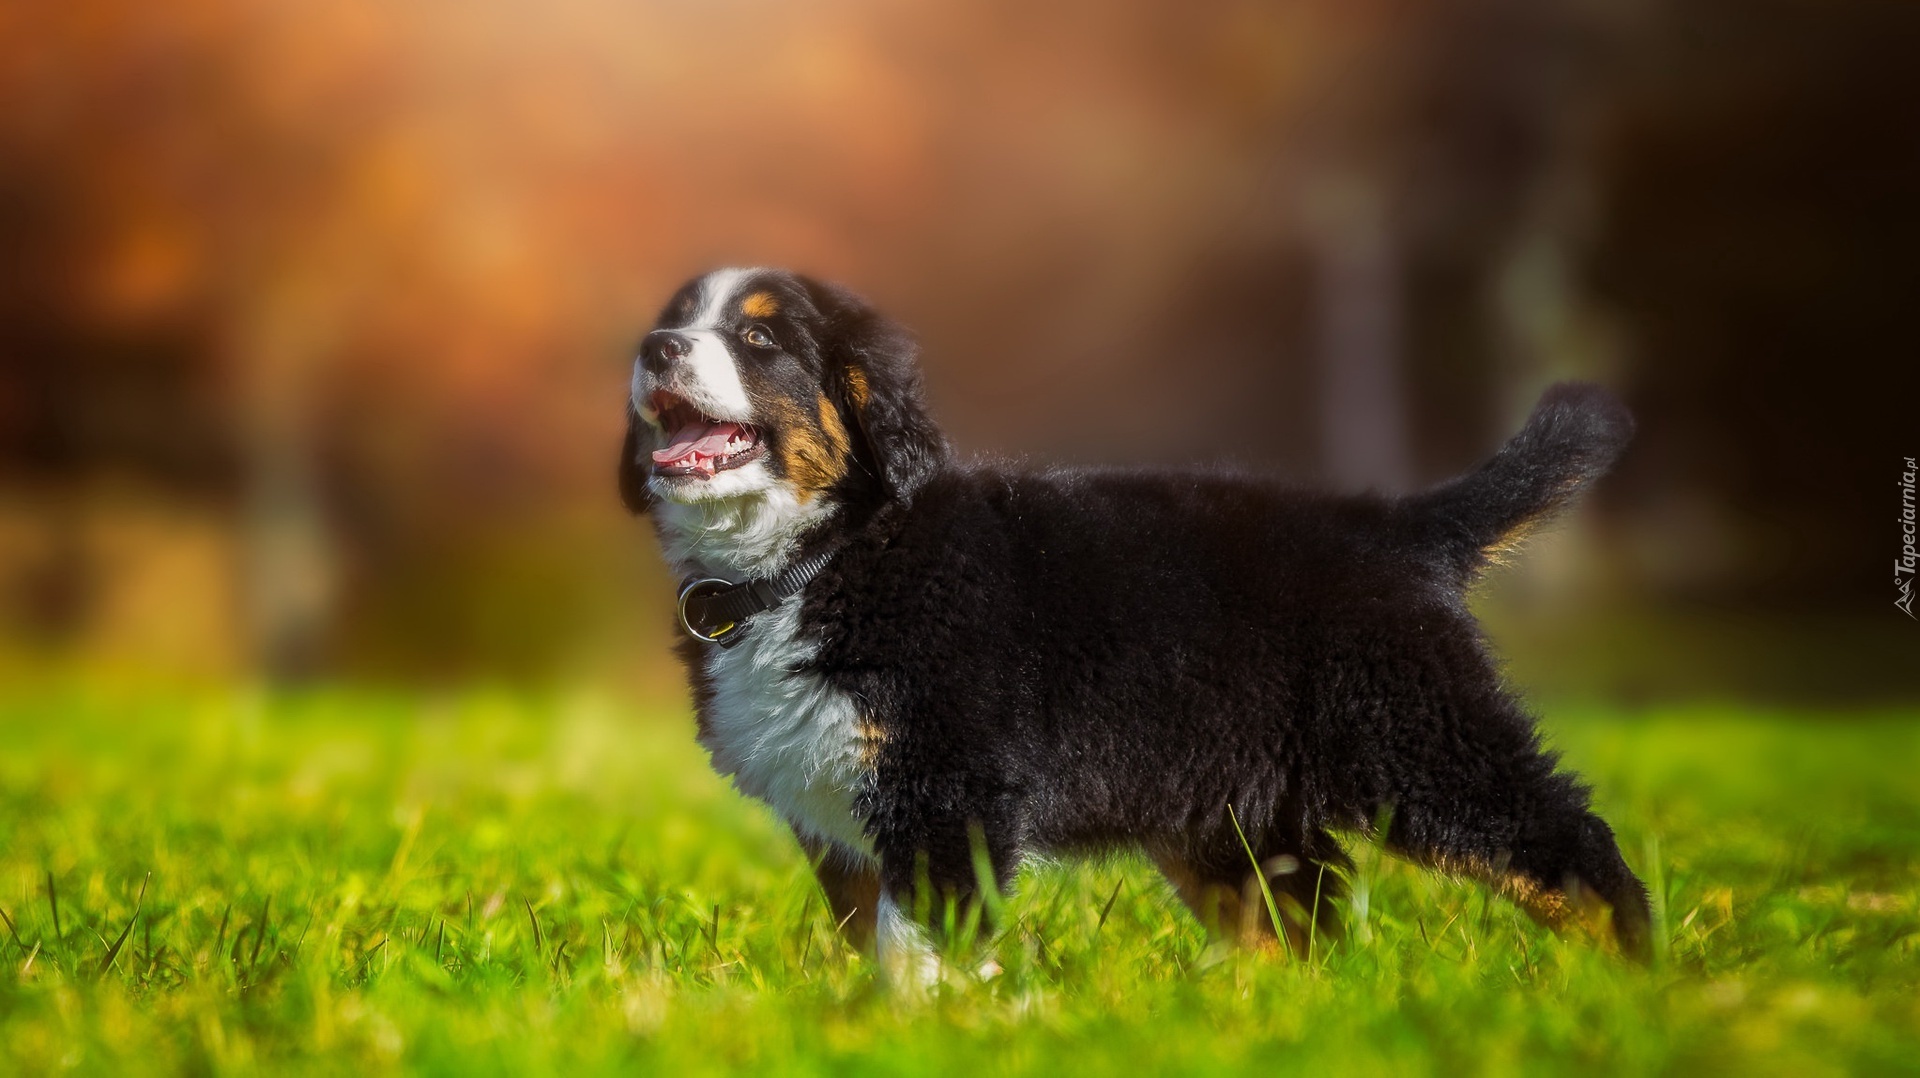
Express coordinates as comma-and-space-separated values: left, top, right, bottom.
619, 268, 1653, 978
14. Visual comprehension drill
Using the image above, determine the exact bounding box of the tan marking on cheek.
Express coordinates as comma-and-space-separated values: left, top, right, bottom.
844, 367, 870, 410
816, 392, 851, 461
741, 291, 779, 319
771, 396, 850, 499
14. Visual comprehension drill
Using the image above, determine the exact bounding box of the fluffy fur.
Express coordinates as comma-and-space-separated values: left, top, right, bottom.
619, 267, 1652, 971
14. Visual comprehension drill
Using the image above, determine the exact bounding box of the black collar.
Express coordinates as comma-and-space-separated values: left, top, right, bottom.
675, 547, 838, 648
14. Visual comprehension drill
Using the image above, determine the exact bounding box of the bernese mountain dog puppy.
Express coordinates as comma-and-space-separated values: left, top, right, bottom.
618, 267, 1652, 979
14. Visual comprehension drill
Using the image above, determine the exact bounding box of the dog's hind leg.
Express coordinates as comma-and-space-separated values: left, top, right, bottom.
1276, 828, 1354, 957
1400, 803, 1652, 962
1372, 700, 1653, 961
1150, 826, 1350, 958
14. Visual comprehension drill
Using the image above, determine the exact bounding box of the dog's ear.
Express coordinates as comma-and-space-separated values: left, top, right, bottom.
617, 405, 655, 514
809, 281, 949, 500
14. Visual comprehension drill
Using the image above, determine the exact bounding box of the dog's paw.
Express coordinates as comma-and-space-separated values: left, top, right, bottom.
876, 894, 942, 992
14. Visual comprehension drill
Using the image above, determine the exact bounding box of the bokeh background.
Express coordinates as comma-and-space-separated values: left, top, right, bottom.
2, 0, 1913, 701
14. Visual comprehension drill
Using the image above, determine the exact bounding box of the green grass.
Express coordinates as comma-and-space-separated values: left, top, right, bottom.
1, 681, 1917, 1075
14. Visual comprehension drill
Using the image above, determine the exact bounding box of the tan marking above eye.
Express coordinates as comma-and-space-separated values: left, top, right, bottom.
741, 292, 779, 319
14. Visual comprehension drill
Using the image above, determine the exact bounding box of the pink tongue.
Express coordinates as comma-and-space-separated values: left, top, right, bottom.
652, 421, 748, 472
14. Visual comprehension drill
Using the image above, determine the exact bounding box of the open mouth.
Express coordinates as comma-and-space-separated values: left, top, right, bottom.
648, 390, 766, 479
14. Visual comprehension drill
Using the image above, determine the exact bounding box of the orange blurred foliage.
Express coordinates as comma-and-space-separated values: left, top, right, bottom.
0, 0, 1911, 692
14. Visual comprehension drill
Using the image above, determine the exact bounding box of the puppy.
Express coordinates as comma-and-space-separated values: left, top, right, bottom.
619, 267, 1652, 975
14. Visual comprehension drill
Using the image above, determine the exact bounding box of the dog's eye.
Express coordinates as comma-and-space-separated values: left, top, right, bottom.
742, 325, 776, 349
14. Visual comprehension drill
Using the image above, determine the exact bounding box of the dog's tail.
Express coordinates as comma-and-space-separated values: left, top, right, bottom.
1408, 382, 1633, 583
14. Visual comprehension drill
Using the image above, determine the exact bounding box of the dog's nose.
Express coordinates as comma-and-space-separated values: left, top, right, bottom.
641, 330, 693, 373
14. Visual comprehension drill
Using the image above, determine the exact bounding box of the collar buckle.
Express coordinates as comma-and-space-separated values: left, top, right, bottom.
673, 545, 842, 648
677, 578, 740, 644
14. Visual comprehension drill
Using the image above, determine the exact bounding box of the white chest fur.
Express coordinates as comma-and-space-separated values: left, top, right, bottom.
696, 599, 875, 857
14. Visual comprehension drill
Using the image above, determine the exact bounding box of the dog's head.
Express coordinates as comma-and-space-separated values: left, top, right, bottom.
619, 269, 947, 551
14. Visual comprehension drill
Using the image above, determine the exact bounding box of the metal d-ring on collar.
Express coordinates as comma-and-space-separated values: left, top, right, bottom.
675, 547, 839, 648
676, 578, 740, 644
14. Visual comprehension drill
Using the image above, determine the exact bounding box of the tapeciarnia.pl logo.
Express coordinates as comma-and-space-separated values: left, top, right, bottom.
1899, 456, 1917, 619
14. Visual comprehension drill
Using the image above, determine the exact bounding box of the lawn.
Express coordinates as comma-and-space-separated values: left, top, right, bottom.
1, 679, 1917, 1075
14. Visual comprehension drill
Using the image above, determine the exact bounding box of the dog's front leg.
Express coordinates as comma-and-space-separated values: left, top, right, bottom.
870, 812, 1022, 990
874, 886, 945, 990
795, 832, 881, 953
795, 832, 958, 988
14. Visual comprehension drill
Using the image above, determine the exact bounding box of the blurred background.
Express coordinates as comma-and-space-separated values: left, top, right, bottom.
0, 0, 1913, 701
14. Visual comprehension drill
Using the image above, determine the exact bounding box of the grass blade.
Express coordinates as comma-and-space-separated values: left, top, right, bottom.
96, 873, 151, 980
1643, 831, 1671, 969
292, 909, 316, 960
45, 870, 61, 939
247, 895, 272, 974
0, 906, 24, 955
523, 897, 546, 961
1092, 880, 1125, 943
349, 937, 388, 980
212, 903, 231, 965
967, 821, 1010, 932
1307, 863, 1327, 965
1227, 804, 1286, 948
